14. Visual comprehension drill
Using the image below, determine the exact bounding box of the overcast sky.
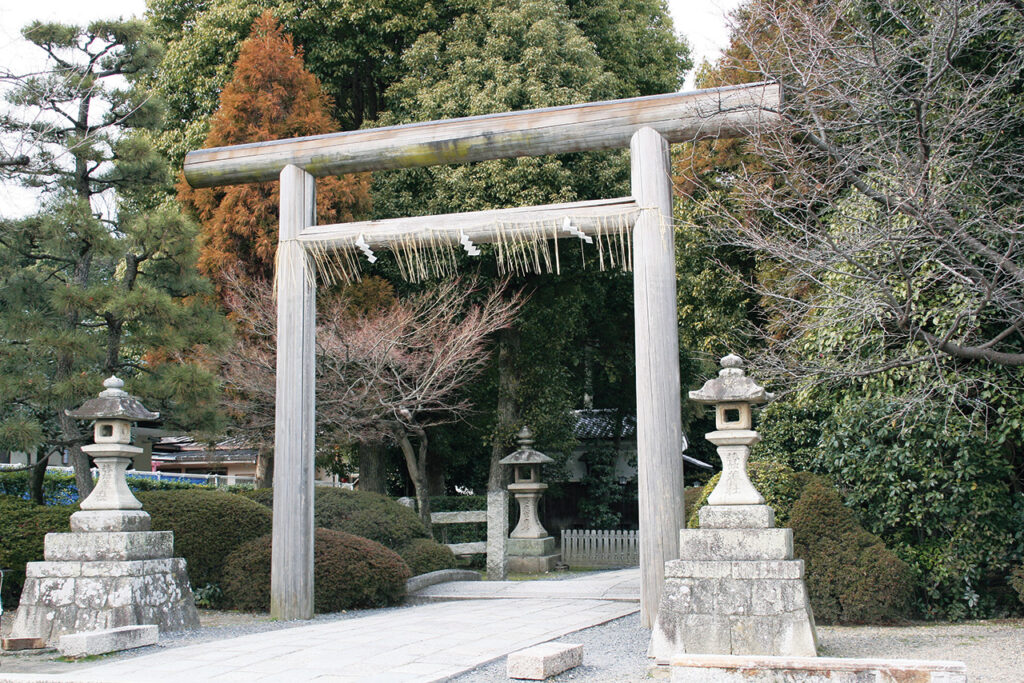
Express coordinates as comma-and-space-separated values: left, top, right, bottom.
0, 0, 742, 217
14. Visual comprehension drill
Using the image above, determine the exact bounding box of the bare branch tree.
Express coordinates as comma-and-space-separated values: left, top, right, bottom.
689, 0, 1024, 411
217, 273, 523, 527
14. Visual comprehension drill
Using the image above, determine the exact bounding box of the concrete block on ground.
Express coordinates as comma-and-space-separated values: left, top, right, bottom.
507, 642, 583, 680
1, 637, 48, 651
405, 568, 481, 594
698, 505, 774, 529
670, 654, 967, 683
58, 625, 158, 657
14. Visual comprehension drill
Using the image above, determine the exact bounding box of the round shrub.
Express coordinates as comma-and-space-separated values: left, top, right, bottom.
789, 480, 913, 624
243, 487, 429, 551
0, 495, 74, 607
137, 489, 272, 589
398, 538, 457, 575
1011, 565, 1024, 607
221, 528, 411, 612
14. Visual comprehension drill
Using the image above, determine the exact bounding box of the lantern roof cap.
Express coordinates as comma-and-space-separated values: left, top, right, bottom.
499, 427, 554, 465
66, 376, 160, 422
688, 355, 774, 405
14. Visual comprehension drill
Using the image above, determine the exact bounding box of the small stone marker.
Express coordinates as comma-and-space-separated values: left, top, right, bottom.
507, 642, 583, 680
1, 637, 48, 651
58, 625, 158, 657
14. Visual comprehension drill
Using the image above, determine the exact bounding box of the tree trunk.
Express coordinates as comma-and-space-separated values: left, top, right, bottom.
426, 453, 446, 497
487, 327, 520, 580
397, 430, 432, 534
29, 453, 50, 505
57, 411, 94, 501
255, 446, 273, 489
357, 441, 387, 493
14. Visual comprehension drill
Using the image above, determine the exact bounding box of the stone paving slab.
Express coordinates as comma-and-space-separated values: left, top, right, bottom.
0, 597, 638, 683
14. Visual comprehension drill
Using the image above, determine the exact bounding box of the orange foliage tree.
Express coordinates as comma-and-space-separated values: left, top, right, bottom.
179, 11, 370, 286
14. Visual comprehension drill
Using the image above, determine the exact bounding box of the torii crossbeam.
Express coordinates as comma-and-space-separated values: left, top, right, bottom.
184, 82, 781, 626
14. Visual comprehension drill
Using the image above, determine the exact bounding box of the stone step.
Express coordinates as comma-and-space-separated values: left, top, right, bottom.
507, 642, 583, 680
670, 653, 967, 683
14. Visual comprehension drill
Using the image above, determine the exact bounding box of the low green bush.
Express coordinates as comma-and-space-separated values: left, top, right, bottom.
137, 489, 272, 590
221, 528, 410, 612
789, 480, 912, 624
0, 495, 74, 607
399, 537, 457, 575
243, 487, 429, 551
687, 464, 912, 624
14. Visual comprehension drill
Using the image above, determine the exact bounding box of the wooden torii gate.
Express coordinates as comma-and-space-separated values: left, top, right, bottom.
183, 82, 780, 627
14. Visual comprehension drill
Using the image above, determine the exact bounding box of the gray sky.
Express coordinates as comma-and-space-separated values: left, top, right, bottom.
0, 0, 742, 217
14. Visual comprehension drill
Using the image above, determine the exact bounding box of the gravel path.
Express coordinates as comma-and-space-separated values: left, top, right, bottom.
451, 614, 1024, 682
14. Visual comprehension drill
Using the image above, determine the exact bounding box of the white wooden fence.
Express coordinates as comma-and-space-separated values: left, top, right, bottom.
560, 529, 639, 567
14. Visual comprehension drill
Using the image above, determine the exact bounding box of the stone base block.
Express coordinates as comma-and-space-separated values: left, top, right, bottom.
670, 654, 967, 683
698, 505, 774, 529
58, 625, 158, 657
508, 642, 583, 680
71, 510, 151, 533
679, 528, 792, 562
44, 531, 172, 562
9, 557, 199, 645
508, 536, 556, 557
508, 554, 561, 573
650, 559, 816, 662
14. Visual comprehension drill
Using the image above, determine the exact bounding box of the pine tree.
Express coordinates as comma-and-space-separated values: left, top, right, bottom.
0, 19, 230, 502
178, 12, 371, 286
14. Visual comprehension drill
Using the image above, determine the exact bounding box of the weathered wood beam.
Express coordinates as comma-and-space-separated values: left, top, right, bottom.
184, 82, 781, 188
270, 165, 317, 621
297, 197, 639, 249
631, 127, 683, 628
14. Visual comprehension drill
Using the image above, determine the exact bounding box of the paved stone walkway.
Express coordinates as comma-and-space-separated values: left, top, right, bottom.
0, 569, 640, 683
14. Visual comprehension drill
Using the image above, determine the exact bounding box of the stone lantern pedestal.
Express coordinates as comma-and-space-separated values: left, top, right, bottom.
10, 377, 199, 646
649, 356, 817, 663
500, 428, 561, 573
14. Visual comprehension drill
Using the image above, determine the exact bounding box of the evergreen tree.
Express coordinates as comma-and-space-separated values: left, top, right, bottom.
0, 19, 230, 502
178, 12, 371, 286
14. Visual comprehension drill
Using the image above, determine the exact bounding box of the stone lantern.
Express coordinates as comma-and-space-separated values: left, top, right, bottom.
689, 353, 772, 511
499, 427, 561, 573
9, 376, 199, 647
649, 355, 816, 662
66, 376, 158, 532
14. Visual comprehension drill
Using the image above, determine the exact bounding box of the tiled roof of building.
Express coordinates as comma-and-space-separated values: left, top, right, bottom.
572, 409, 636, 440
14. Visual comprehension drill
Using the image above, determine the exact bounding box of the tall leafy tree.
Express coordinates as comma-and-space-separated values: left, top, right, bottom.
178, 11, 371, 286
145, 0, 452, 165
0, 19, 229, 502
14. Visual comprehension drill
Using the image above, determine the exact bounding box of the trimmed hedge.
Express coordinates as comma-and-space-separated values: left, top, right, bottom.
688, 463, 912, 624
790, 480, 912, 624
1011, 565, 1024, 607
243, 487, 429, 550
0, 470, 209, 506
221, 528, 410, 612
0, 495, 73, 607
399, 537, 457, 575
137, 489, 272, 589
